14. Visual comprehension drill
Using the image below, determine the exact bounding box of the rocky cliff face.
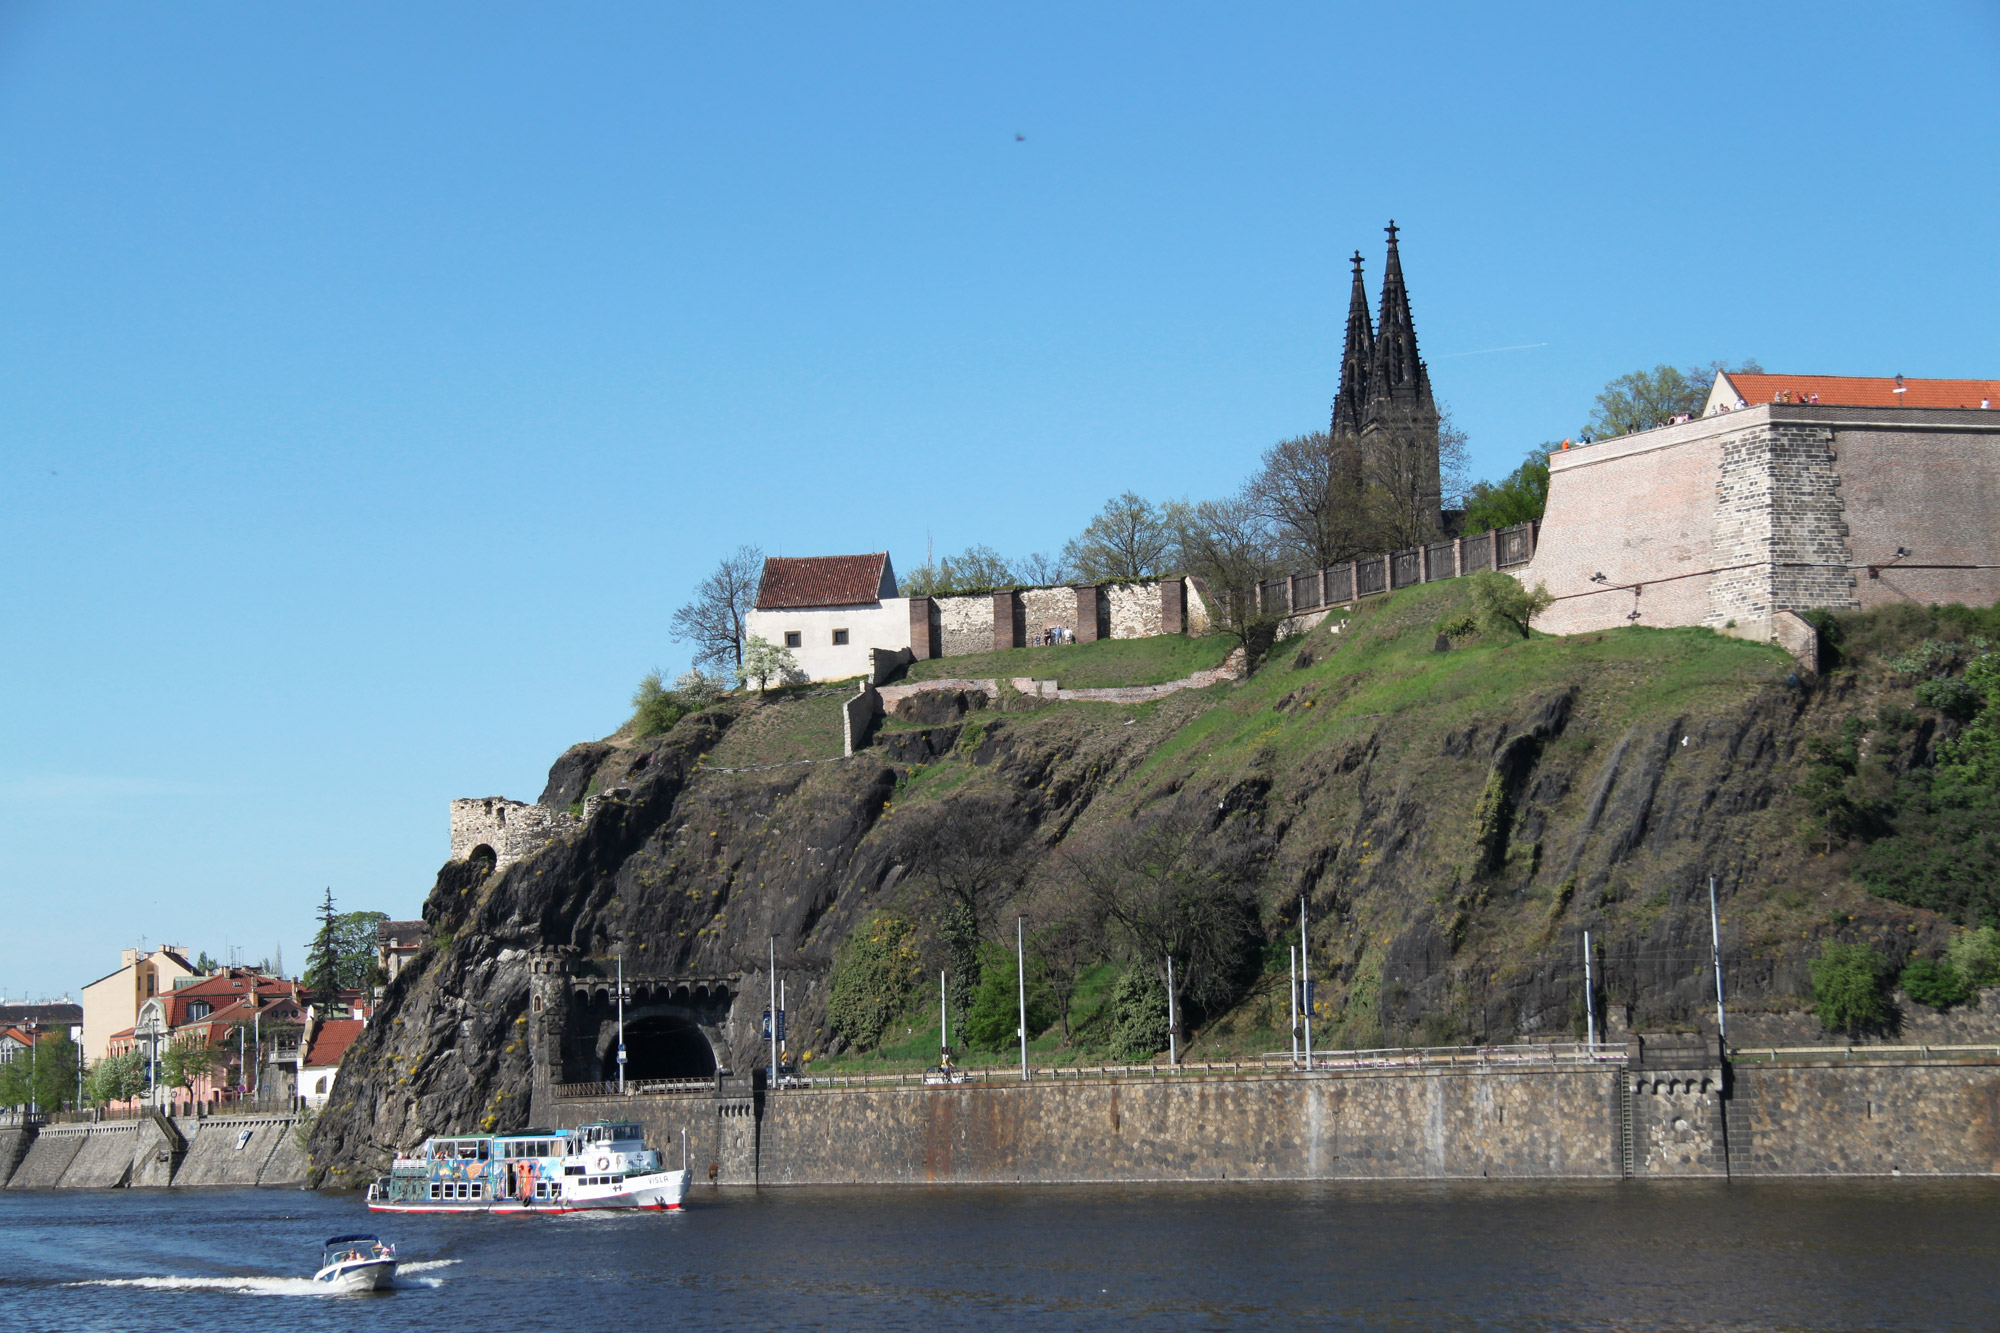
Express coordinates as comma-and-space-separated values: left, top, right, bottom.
309, 582, 1946, 1185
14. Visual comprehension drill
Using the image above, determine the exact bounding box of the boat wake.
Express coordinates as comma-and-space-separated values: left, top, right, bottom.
72, 1259, 458, 1296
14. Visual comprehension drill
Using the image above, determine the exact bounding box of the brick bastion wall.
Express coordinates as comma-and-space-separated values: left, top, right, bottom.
547, 1043, 2000, 1187
1525, 403, 2000, 641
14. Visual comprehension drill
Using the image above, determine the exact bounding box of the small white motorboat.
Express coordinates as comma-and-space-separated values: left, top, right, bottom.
312, 1234, 398, 1293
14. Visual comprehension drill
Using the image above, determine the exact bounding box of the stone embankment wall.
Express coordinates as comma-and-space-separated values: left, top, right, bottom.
551, 1044, 2000, 1187
0, 1112, 302, 1190
449, 797, 582, 871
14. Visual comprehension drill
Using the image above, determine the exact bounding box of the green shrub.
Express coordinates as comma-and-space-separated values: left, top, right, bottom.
1898, 956, 1971, 1009
1469, 570, 1553, 639
1435, 611, 1479, 640
962, 943, 1056, 1050
631, 671, 690, 738
1916, 677, 1983, 720
826, 913, 922, 1052
1946, 926, 2000, 988
1809, 941, 1888, 1034
1108, 967, 1169, 1061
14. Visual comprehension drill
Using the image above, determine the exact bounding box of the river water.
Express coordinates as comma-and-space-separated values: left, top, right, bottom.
5, 1180, 1999, 1331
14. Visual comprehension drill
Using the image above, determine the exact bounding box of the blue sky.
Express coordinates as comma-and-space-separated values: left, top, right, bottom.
3, 3, 1996, 1000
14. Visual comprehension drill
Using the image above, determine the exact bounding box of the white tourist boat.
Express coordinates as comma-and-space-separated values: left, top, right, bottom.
313, 1234, 398, 1292
368, 1121, 691, 1214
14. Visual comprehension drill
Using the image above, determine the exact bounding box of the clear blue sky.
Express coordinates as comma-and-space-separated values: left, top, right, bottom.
4, 3, 1996, 1001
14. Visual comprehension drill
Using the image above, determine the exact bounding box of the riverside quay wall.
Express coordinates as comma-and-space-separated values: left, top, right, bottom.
0, 1111, 305, 1190
549, 1038, 2000, 1187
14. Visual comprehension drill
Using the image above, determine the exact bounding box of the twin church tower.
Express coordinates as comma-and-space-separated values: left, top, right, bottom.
1330, 222, 1444, 533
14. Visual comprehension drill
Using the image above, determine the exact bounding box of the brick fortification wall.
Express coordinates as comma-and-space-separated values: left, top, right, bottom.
450, 797, 581, 871
1526, 404, 2000, 640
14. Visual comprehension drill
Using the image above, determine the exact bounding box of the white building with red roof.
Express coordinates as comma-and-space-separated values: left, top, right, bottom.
300, 1017, 365, 1107
742, 552, 912, 682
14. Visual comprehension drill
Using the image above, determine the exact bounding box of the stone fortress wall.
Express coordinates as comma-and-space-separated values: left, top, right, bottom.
1524, 403, 2000, 642
1, 1111, 305, 1190
449, 797, 582, 872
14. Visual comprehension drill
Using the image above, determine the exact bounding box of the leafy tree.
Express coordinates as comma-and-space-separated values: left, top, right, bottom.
673, 668, 729, 707
1809, 941, 1888, 1034
1107, 967, 1170, 1061
1062, 492, 1174, 583
670, 544, 764, 673
1898, 956, 1971, 1009
1583, 359, 1762, 438
1854, 771, 2000, 924
901, 545, 1018, 596
193, 951, 219, 974
1170, 494, 1282, 661
738, 635, 801, 693
85, 1051, 146, 1108
1939, 646, 2000, 787
962, 942, 1055, 1051
1461, 448, 1552, 534
1469, 570, 1553, 639
301, 893, 381, 1006
159, 1035, 220, 1100
0, 1032, 79, 1112
827, 913, 922, 1051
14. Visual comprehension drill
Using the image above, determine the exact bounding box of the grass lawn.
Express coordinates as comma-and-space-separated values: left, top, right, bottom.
902, 633, 1235, 690
699, 688, 848, 768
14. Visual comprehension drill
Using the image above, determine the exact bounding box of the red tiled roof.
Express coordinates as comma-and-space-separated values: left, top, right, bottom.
755, 554, 897, 609
304, 1018, 365, 1069
1720, 372, 1998, 410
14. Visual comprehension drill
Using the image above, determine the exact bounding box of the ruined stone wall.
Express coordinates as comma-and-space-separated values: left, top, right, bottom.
934, 595, 992, 657
1104, 583, 1163, 639
450, 797, 582, 871
1019, 588, 1075, 641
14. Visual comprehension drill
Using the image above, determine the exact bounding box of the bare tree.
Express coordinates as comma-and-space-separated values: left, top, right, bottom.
670, 545, 763, 672
1170, 494, 1285, 661
1023, 874, 1108, 1042
1062, 492, 1174, 583
1056, 795, 1264, 1034
1245, 430, 1370, 569
1015, 550, 1073, 588
890, 794, 1036, 1026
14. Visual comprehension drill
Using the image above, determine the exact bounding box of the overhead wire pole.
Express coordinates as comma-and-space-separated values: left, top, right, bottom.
767, 937, 778, 1088
1016, 916, 1029, 1082
1709, 876, 1727, 1043
1582, 930, 1595, 1049
1289, 946, 1299, 1067
1299, 899, 1313, 1070
616, 947, 627, 1095
1166, 957, 1178, 1067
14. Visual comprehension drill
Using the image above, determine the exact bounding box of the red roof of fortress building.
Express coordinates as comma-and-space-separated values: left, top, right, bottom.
1721, 372, 1998, 409
755, 553, 897, 609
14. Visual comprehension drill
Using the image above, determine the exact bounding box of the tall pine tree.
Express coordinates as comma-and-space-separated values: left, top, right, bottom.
304, 887, 344, 1015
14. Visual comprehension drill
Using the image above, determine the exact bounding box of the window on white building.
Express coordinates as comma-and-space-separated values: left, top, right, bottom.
831, 629, 848, 645
784, 631, 802, 648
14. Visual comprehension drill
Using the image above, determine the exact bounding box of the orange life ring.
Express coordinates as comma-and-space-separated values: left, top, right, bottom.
595, 1155, 610, 1172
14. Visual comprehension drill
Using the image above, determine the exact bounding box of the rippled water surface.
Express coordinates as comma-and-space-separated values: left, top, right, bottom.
6, 1180, 2000, 1331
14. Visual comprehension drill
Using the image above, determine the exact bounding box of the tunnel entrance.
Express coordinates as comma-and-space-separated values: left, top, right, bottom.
602, 1013, 717, 1082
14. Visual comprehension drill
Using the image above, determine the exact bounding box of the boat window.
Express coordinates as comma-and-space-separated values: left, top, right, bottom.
429, 1183, 440, 1200
471, 1182, 483, 1199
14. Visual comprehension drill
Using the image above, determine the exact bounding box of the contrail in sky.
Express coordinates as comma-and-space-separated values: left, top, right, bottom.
1437, 342, 1549, 359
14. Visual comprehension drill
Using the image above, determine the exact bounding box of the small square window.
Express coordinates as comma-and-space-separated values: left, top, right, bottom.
784, 631, 802, 649
832, 629, 848, 646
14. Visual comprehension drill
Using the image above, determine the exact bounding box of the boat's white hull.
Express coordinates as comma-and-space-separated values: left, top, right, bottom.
313, 1258, 398, 1292
370, 1169, 691, 1214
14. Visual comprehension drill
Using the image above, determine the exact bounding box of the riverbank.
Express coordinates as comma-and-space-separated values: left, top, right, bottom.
1, 1111, 304, 1190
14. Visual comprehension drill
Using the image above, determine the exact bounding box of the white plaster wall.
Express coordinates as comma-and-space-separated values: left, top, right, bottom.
745, 600, 913, 682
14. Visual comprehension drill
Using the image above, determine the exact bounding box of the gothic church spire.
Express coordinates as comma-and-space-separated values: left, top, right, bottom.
1330, 250, 1374, 443
1367, 220, 1434, 415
